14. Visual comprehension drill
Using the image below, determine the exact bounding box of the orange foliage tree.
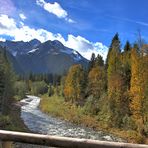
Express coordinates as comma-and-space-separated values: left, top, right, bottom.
64, 64, 85, 104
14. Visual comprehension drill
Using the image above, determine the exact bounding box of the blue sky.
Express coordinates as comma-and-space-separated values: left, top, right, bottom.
0, 0, 148, 59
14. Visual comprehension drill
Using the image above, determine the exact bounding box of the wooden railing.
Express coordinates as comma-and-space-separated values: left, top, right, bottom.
0, 130, 148, 148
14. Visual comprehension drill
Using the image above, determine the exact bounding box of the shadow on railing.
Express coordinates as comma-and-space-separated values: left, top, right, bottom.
0, 130, 148, 148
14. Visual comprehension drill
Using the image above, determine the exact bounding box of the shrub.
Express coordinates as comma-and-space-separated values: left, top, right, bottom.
14, 81, 27, 100
31, 81, 48, 95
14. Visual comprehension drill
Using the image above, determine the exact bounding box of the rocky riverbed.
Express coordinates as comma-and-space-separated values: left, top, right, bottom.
20, 96, 124, 142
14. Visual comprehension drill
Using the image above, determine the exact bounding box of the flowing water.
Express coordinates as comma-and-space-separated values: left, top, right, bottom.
20, 95, 124, 142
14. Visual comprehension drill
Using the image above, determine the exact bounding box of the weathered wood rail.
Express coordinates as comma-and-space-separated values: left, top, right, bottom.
0, 130, 148, 148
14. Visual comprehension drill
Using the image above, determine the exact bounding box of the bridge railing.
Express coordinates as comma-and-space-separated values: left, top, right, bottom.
0, 130, 148, 148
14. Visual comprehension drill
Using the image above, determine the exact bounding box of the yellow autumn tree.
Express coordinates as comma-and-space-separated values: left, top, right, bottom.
107, 34, 126, 127
130, 44, 148, 134
64, 64, 85, 104
88, 66, 106, 99
141, 54, 148, 134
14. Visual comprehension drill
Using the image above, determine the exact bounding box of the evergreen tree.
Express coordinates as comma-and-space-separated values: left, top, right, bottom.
0, 47, 15, 115
95, 54, 104, 67
124, 41, 131, 52
88, 53, 96, 71
48, 84, 54, 97
106, 33, 120, 69
107, 34, 129, 127
122, 41, 132, 89
0, 50, 5, 112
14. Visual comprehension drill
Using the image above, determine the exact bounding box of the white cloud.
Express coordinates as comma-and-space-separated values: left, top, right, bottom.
0, 14, 65, 43
0, 14, 16, 29
0, 14, 108, 60
64, 35, 108, 60
36, 0, 75, 23
19, 13, 26, 21
66, 18, 76, 23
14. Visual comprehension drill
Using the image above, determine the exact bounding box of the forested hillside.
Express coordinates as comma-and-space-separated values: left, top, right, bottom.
63, 33, 148, 133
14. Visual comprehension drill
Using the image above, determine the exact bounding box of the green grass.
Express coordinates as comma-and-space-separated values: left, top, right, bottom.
40, 94, 98, 126
0, 115, 11, 128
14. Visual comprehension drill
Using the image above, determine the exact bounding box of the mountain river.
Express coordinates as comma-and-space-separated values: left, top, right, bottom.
20, 95, 124, 143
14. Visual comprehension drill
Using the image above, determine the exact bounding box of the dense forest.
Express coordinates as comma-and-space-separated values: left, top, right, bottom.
0, 33, 148, 143
40, 33, 148, 143
63, 33, 148, 132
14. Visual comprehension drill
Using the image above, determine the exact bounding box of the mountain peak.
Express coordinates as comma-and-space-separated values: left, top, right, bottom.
51, 40, 64, 48
29, 39, 41, 47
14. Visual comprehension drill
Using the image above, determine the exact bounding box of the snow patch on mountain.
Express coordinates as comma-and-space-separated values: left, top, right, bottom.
52, 52, 59, 55
28, 48, 39, 53
73, 50, 78, 55
12, 51, 17, 56
72, 50, 82, 61
60, 47, 82, 61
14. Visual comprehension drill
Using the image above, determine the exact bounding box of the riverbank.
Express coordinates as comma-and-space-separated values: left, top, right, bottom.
0, 101, 29, 132
0, 100, 30, 148
0, 97, 50, 148
39, 95, 148, 144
